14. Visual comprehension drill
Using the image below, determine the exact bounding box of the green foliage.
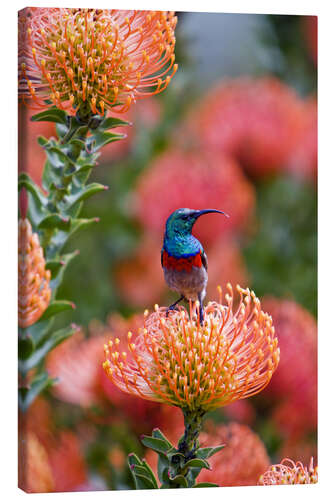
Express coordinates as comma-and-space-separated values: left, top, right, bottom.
129, 428, 223, 489
18, 110, 126, 411
244, 175, 317, 316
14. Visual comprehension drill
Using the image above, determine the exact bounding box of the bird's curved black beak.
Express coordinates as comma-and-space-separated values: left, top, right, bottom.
194, 209, 229, 219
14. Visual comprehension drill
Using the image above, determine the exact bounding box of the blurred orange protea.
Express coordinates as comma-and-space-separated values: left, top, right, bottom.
19, 432, 55, 493
180, 77, 304, 177
286, 97, 317, 181
18, 8, 177, 116
135, 150, 255, 244
258, 457, 318, 485
103, 284, 279, 412
198, 422, 270, 486
262, 297, 317, 436
114, 234, 165, 308
206, 237, 250, 298
18, 218, 51, 328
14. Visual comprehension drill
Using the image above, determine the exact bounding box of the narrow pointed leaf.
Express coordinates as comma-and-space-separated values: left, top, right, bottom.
185, 458, 211, 470
18, 372, 56, 412
38, 214, 71, 231
18, 334, 35, 360
141, 436, 172, 455
151, 428, 173, 449
193, 482, 219, 488
66, 183, 107, 208
99, 116, 130, 130
39, 300, 75, 321
196, 445, 225, 460
18, 325, 76, 375
169, 474, 188, 487
31, 107, 67, 124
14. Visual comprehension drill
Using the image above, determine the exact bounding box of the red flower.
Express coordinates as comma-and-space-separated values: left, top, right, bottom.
199, 422, 270, 486
114, 234, 165, 308
262, 297, 317, 437
205, 237, 249, 299
180, 77, 304, 177
286, 97, 317, 181
135, 149, 255, 244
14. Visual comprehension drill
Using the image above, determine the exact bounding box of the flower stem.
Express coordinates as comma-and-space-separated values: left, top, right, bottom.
177, 408, 206, 460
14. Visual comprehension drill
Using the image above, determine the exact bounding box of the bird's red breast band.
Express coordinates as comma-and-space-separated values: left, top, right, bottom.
162, 250, 203, 272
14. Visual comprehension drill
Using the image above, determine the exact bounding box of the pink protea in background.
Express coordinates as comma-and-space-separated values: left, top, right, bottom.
135, 150, 255, 244
18, 8, 178, 116
46, 330, 105, 407
262, 297, 317, 437
46, 314, 183, 435
19, 432, 55, 493
114, 234, 165, 308
286, 97, 317, 181
258, 457, 318, 485
103, 284, 279, 411
18, 218, 51, 328
198, 422, 270, 486
205, 238, 250, 298
180, 77, 304, 177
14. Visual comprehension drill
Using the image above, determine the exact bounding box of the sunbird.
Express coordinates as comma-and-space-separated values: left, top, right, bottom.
161, 208, 229, 323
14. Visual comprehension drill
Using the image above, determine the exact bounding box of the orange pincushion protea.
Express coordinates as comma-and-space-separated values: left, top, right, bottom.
18, 8, 178, 116
103, 284, 279, 412
18, 218, 51, 328
258, 457, 318, 485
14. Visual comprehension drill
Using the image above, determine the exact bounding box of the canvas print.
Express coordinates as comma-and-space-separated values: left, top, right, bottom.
18, 7, 317, 492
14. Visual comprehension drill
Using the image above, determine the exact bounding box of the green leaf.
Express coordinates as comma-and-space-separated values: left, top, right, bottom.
39, 300, 75, 321
18, 372, 56, 412
168, 474, 188, 488
141, 459, 159, 489
65, 183, 107, 208
185, 458, 211, 470
128, 454, 158, 490
157, 453, 170, 484
31, 107, 67, 124
20, 318, 54, 347
49, 251, 78, 291
196, 445, 225, 460
18, 334, 35, 360
18, 325, 76, 375
151, 428, 173, 449
38, 214, 71, 231
88, 131, 125, 152
193, 482, 219, 488
141, 435, 172, 455
99, 116, 130, 130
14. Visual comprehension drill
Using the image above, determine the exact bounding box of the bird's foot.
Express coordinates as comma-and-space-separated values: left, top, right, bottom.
166, 296, 184, 317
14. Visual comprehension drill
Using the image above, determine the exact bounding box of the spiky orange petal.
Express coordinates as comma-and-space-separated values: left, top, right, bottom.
18, 8, 178, 116
103, 284, 280, 412
258, 457, 318, 485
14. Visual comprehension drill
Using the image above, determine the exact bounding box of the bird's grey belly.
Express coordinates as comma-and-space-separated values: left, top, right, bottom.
163, 266, 208, 301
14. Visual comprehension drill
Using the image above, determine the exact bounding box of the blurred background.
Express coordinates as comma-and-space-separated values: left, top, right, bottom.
21, 12, 317, 492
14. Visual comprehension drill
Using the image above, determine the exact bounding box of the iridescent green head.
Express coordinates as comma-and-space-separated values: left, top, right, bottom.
165, 208, 228, 238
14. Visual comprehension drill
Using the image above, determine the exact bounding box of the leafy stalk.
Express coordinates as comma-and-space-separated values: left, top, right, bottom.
129, 410, 225, 489
18, 108, 127, 411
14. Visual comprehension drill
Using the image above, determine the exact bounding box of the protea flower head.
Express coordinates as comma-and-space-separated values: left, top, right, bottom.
18, 218, 51, 328
103, 284, 280, 412
258, 457, 318, 485
18, 8, 178, 117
